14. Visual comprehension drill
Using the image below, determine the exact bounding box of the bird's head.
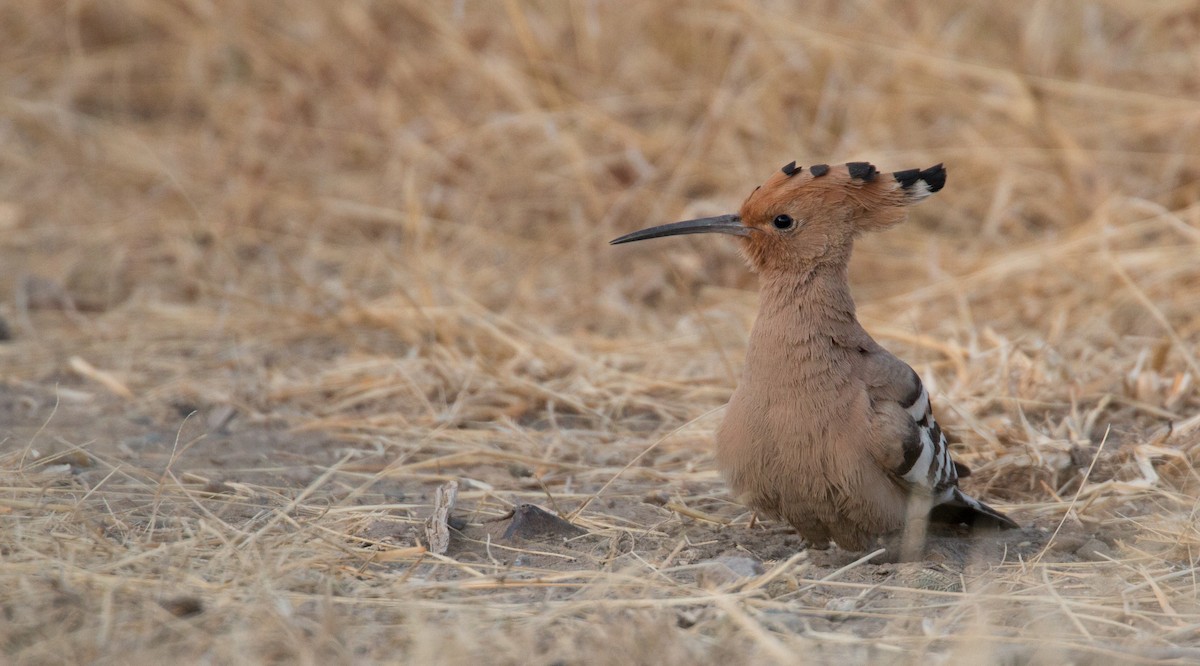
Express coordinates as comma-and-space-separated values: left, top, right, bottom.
611, 161, 945, 275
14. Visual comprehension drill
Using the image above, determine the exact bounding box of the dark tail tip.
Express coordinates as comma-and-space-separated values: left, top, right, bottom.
932, 489, 1019, 530
930, 502, 1019, 530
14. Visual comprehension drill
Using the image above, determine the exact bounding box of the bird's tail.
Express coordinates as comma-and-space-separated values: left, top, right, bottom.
930, 487, 1019, 530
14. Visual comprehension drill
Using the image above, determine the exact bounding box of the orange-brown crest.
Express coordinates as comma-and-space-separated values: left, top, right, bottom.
610, 161, 945, 275
734, 162, 945, 274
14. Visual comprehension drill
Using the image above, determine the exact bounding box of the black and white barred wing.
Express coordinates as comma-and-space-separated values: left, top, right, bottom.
895, 374, 1019, 529
896, 378, 958, 497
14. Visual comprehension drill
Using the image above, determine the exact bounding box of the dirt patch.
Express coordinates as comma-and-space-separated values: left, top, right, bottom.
3, 380, 1189, 665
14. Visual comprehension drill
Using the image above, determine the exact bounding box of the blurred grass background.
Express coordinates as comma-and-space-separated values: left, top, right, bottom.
1, 1, 1199, 663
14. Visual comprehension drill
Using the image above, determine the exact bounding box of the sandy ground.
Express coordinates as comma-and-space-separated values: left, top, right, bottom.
3, 1, 1200, 663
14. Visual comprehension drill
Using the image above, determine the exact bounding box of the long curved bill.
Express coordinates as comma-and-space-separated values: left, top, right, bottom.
609, 214, 748, 245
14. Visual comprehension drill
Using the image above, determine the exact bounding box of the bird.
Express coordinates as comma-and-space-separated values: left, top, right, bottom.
611, 160, 1018, 553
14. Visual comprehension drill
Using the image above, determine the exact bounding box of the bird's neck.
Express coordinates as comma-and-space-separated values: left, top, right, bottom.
754, 262, 858, 339
737, 261, 862, 394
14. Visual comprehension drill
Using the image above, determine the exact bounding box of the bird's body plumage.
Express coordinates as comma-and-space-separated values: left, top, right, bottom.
612, 161, 1017, 552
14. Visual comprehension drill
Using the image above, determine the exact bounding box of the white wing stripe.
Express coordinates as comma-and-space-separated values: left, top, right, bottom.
902, 426, 935, 484
904, 386, 929, 422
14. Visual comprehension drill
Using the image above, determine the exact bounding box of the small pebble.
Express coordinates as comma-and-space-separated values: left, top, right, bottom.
697, 555, 763, 588
501, 504, 585, 541
507, 463, 532, 478
824, 597, 858, 618
642, 490, 669, 506
159, 596, 204, 618
1049, 535, 1086, 553
1076, 538, 1114, 562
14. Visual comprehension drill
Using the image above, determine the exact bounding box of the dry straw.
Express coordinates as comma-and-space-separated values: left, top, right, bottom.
1, 1, 1198, 663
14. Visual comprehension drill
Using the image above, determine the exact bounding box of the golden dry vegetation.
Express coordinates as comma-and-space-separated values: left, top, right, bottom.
2, 1, 1200, 663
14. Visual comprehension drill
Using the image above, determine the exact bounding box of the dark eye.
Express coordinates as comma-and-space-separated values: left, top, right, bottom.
772, 214, 795, 230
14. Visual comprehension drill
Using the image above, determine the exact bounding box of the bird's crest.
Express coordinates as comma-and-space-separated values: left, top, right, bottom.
726, 161, 947, 272
611, 160, 947, 273
744, 161, 945, 218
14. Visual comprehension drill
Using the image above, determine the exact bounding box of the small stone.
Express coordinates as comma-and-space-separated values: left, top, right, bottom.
642, 490, 670, 506
501, 504, 586, 541
716, 555, 763, 577
1076, 538, 1114, 562
697, 555, 764, 588
823, 596, 858, 619
159, 596, 204, 618
202, 480, 235, 495
1048, 535, 1086, 553
62, 450, 95, 469
507, 463, 533, 478
676, 609, 701, 628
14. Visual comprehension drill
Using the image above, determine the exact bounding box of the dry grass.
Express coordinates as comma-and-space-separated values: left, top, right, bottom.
2, 1, 1199, 663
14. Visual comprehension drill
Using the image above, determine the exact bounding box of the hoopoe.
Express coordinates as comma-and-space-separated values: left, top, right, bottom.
612, 161, 1018, 553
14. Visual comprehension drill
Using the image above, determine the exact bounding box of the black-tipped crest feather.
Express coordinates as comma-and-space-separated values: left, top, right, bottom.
919, 163, 946, 192
846, 162, 878, 181
893, 164, 946, 193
